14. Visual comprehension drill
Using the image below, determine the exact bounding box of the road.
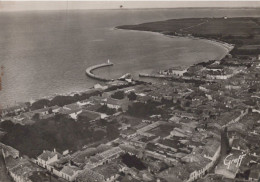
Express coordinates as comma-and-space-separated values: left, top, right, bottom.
0, 152, 12, 182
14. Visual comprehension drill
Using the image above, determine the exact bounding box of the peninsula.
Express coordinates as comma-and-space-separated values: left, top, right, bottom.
117, 17, 260, 56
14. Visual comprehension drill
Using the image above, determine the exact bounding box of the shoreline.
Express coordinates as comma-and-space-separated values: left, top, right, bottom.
114, 27, 234, 55
114, 27, 234, 78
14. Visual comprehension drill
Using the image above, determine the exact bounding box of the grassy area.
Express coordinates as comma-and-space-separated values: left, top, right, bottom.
117, 17, 260, 55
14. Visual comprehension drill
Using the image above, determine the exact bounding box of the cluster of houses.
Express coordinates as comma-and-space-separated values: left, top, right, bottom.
34, 146, 128, 182
0, 142, 45, 182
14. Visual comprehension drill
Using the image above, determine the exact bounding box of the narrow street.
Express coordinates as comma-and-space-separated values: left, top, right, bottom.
0, 152, 12, 182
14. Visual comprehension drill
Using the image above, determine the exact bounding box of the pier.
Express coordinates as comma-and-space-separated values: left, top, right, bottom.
86, 62, 114, 82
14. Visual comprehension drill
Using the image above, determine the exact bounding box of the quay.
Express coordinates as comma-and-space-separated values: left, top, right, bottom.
139, 73, 215, 83
86, 61, 114, 82
139, 73, 173, 79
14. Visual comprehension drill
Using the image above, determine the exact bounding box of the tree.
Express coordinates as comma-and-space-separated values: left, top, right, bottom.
32, 113, 40, 120
107, 124, 119, 140
31, 99, 50, 110
0, 120, 14, 132
77, 115, 91, 128
97, 105, 116, 115
48, 108, 53, 114
93, 130, 106, 141
127, 101, 160, 117
127, 92, 137, 101
111, 91, 125, 100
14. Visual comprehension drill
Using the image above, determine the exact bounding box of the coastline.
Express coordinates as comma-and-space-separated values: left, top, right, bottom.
114, 27, 234, 80
114, 27, 234, 56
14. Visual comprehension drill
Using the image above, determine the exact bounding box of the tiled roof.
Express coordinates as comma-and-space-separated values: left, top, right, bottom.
63, 103, 81, 111
72, 148, 97, 164
0, 142, 19, 158
249, 164, 260, 179
61, 165, 79, 176
38, 150, 58, 161
59, 108, 82, 115
97, 147, 123, 159
5, 156, 27, 169
76, 168, 104, 182
9, 159, 42, 180
93, 162, 120, 179
28, 171, 52, 182
89, 156, 102, 163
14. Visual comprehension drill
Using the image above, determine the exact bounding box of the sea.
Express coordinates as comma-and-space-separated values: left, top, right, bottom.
1, 8, 260, 107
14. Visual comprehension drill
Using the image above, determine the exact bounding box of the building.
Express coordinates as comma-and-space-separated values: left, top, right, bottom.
0, 103, 28, 117
93, 162, 124, 182
249, 164, 260, 181
105, 97, 129, 111
84, 147, 123, 169
63, 103, 81, 111
60, 165, 80, 182
59, 108, 82, 120
28, 171, 53, 182
5, 157, 43, 182
82, 109, 107, 120
76, 168, 104, 182
186, 146, 221, 182
23, 105, 60, 120
97, 147, 123, 164
36, 149, 61, 170
0, 142, 19, 159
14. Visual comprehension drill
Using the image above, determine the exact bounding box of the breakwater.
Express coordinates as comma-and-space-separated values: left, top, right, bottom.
86, 63, 114, 82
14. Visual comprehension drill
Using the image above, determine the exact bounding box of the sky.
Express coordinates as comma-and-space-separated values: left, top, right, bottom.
0, 1, 260, 12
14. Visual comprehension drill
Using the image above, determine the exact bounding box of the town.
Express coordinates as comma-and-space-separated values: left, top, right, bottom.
0, 17, 260, 182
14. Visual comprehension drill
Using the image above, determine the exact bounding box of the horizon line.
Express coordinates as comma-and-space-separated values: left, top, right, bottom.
1, 1, 260, 12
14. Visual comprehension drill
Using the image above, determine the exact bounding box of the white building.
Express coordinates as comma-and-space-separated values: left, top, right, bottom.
36, 149, 60, 170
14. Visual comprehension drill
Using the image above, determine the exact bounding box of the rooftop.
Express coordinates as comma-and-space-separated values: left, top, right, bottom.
97, 147, 123, 160
76, 168, 104, 182
37, 150, 60, 161
93, 162, 121, 179
61, 165, 79, 176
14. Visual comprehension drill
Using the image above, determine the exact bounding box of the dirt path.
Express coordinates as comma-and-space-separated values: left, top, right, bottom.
180, 20, 209, 32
